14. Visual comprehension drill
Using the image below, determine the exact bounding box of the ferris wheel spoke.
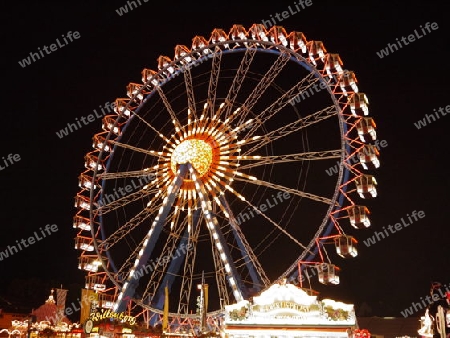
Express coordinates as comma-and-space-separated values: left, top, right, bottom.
202, 181, 269, 289
223, 47, 257, 119
238, 150, 342, 170
114, 165, 189, 313
242, 72, 319, 137
95, 187, 160, 215
183, 67, 197, 120
207, 48, 222, 119
97, 169, 156, 180
234, 176, 333, 205
140, 216, 189, 307
115, 237, 147, 283
97, 202, 163, 252
243, 105, 338, 155
190, 165, 246, 302
210, 238, 231, 306
129, 111, 175, 146
240, 195, 313, 254
219, 195, 271, 288
155, 85, 183, 131
110, 139, 169, 158
95, 171, 174, 214
231, 50, 291, 126
178, 210, 202, 314
203, 198, 232, 306
113, 208, 180, 284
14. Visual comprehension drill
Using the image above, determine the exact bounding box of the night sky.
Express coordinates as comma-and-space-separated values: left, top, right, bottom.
1, 0, 449, 321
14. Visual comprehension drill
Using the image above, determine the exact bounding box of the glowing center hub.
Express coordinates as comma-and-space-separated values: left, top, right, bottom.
171, 139, 213, 176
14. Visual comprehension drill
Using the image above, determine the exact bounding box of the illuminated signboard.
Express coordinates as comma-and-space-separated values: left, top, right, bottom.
89, 309, 137, 325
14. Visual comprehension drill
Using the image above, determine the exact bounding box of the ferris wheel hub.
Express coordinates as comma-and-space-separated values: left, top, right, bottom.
171, 139, 213, 176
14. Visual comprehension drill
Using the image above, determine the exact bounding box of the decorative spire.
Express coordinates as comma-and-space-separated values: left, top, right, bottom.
45, 289, 56, 304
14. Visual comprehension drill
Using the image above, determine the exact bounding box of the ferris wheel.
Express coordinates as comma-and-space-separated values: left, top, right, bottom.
74, 23, 380, 326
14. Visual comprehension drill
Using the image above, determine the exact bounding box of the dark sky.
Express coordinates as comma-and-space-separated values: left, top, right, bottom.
1, 0, 449, 320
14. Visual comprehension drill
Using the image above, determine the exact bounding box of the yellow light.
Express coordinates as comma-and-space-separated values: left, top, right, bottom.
171, 139, 213, 176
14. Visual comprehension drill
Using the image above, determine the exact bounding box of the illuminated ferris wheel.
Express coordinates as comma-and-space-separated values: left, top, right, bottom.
74, 23, 380, 326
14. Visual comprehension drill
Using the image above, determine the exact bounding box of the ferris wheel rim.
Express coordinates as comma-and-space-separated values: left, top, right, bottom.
76, 25, 372, 320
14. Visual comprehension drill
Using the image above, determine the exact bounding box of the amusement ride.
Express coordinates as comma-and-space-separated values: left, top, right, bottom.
73, 22, 380, 335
